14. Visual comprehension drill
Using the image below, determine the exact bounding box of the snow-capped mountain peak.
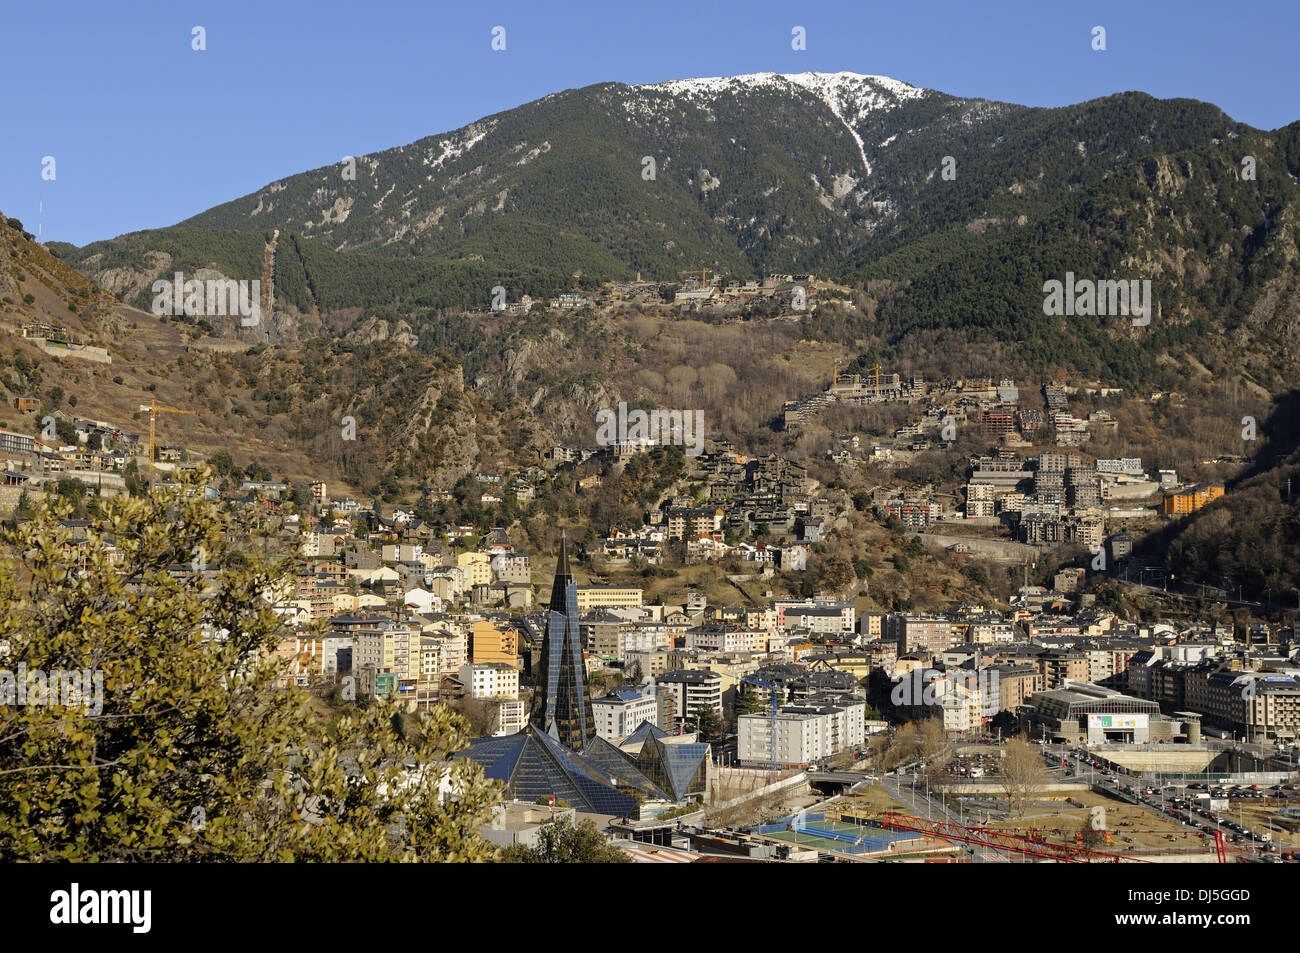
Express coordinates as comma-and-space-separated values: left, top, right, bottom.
631, 72, 926, 176
635, 71, 926, 110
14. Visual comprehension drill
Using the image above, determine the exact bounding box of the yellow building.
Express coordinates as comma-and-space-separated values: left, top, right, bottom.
1162, 484, 1224, 515
806, 652, 872, 680
457, 551, 493, 586
331, 592, 386, 613
470, 619, 518, 666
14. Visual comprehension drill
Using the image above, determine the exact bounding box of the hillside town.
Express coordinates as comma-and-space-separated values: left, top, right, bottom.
4, 8, 1299, 911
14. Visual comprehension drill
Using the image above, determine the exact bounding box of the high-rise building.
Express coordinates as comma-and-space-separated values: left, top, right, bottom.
530, 536, 595, 749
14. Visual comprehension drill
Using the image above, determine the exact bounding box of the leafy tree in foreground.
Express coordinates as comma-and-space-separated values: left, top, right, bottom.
0, 470, 500, 861
498, 816, 630, 863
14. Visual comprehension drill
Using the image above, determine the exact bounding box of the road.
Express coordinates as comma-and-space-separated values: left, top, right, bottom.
880, 771, 1008, 863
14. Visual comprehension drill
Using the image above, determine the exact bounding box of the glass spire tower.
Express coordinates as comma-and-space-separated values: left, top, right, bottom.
530, 534, 595, 749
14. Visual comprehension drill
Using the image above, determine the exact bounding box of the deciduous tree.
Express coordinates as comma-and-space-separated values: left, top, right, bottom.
0, 471, 500, 861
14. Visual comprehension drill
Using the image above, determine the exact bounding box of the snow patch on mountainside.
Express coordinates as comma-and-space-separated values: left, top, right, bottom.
631, 72, 925, 176
423, 121, 496, 172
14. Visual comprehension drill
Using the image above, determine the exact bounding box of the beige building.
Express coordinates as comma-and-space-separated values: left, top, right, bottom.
576, 586, 644, 611
420, 626, 467, 676
352, 620, 420, 682
457, 551, 493, 586
626, 647, 674, 680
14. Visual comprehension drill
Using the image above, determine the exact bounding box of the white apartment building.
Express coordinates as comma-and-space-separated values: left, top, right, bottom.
621, 624, 668, 656
382, 542, 424, 563
738, 701, 866, 767
965, 482, 995, 519
969, 619, 1017, 644
493, 699, 526, 736
685, 627, 759, 653
592, 689, 660, 741
322, 634, 353, 676
458, 662, 520, 700
933, 677, 986, 732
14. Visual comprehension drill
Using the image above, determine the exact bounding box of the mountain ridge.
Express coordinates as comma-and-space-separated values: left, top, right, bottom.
45, 73, 1300, 396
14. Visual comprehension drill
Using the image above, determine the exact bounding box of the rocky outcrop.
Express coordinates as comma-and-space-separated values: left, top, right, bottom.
347, 315, 419, 348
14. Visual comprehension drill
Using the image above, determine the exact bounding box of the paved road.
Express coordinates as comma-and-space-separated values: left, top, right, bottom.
880, 772, 1008, 863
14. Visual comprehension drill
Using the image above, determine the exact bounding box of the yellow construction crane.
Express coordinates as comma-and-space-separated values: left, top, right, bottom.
677, 268, 710, 289
138, 399, 196, 471
864, 362, 881, 392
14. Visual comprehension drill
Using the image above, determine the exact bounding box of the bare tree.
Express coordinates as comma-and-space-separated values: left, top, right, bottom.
998, 738, 1050, 818
917, 718, 949, 764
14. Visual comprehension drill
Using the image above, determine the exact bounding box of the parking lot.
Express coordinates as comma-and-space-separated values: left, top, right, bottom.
1056, 744, 1300, 861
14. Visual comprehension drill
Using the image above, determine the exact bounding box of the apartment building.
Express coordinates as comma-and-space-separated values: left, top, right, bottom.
351, 619, 420, 683
965, 481, 995, 518
492, 699, 526, 736
1162, 484, 1225, 516
458, 662, 520, 700
738, 701, 866, 767
625, 647, 674, 681
656, 669, 723, 731
685, 626, 759, 653
469, 619, 518, 665
883, 615, 956, 656
591, 688, 659, 741
0, 427, 36, 457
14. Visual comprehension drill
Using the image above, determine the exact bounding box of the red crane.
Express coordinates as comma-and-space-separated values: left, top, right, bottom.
871, 812, 1149, 863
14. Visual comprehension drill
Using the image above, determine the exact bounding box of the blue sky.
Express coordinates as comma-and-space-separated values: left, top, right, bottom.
6, 0, 1297, 246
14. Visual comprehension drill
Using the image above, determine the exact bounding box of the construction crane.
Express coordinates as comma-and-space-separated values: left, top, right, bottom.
677, 268, 710, 289
863, 811, 1150, 863
138, 399, 196, 472
863, 362, 881, 394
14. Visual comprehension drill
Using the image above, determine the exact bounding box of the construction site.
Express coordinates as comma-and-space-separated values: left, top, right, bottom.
674, 741, 1300, 863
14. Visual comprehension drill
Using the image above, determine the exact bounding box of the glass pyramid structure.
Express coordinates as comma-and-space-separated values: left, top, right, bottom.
633, 734, 710, 802
580, 735, 673, 801
619, 720, 670, 750
529, 535, 595, 750
458, 726, 639, 817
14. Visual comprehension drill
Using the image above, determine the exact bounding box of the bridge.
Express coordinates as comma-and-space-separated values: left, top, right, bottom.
806, 771, 875, 794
